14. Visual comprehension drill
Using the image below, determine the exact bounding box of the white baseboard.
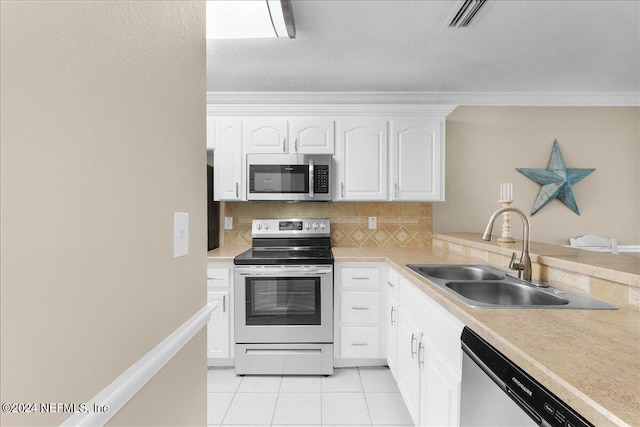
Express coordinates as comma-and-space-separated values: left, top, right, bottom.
61, 304, 214, 427
334, 358, 388, 368
208, 358, 234, 367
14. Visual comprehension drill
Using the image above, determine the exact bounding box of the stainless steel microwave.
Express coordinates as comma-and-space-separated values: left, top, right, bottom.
247, 154, 332, 202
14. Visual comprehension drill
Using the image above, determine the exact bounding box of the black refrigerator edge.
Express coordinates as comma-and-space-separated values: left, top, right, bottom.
207, 164, 220, 251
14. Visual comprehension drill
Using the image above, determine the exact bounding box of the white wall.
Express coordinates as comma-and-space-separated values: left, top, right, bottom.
434, 106, 640, 246
0, 2, 207, 426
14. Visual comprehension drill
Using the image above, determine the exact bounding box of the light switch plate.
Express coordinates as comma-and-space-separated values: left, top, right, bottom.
224, 217, 233, 230
173, 212, 189, 257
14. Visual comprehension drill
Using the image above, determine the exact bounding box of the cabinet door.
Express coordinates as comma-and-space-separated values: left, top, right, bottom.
243, 118, 288, 153
335, 118, 388, 200
390, 118, 443, 201
214, 119, 242, 200
290, 118, 335, 154
385, 294, 399, 379
207, 291, 230, 359
395, 308, 421, 425
385, 268, 400, 378
420, 344, 461, 427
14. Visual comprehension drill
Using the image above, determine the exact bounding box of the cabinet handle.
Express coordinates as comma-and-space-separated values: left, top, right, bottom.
294, 138, 298, 152
395, 182, 399, 198
341, 182, 345, 198
386, 280, 394, 288
351, 306, 370, 310
208, 276, 225, 280
351, 342, 369, 346
352, 277, 370, 280
418, 341, 425, 367
223, 295, 226, 313
235, 182, 239, 198
411, 333, 417, 359
283, 138, 286, 152
390, 306, 396, 325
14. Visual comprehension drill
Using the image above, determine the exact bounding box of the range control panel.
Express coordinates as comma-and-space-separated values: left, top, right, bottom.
252, 218, 330, 237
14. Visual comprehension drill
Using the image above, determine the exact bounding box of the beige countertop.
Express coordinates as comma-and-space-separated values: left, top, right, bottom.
207, 241, 640, 426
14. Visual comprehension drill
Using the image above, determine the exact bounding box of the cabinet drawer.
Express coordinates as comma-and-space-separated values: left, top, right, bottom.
207, 265, 231, 289
341, 267, 381, 288
340, 327, 380, 358
341, 292, 380, 324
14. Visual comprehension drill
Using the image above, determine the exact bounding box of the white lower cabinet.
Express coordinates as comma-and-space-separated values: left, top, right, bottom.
394, 275, 464, 426
385, 268, 400, 379
420, 342, 461, 427
334, 263, 386, 365
207, 263, 233, 366
396, 306, 422, 424
207, 290, 229, 359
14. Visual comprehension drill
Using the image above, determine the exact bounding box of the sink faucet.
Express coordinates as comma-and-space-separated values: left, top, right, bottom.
481, 207, 532, 282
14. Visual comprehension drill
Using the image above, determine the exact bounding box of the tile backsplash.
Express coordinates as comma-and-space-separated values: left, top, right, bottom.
223, 202, 432, 248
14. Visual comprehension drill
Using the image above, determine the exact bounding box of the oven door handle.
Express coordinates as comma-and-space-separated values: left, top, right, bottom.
236, 266, 333, 276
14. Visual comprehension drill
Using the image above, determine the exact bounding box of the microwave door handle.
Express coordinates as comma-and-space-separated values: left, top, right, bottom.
309, 158, 314, 198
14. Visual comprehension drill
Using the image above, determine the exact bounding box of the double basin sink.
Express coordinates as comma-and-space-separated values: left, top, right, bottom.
406, 264, 617, 309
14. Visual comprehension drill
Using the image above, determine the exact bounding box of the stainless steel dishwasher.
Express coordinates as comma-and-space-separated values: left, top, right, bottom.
460, 327, 593, 427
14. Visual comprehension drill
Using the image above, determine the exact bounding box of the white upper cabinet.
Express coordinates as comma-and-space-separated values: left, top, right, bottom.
335, 118, 388, 200
214, 118, 242, 201
244, 117, 335, 154
390, 118, 444, 201
289, 118, 335, 154
243, 118, 288, 153
208, 102, 455, 202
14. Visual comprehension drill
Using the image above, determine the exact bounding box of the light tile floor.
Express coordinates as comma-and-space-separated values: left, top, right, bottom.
207, 367, 413, 426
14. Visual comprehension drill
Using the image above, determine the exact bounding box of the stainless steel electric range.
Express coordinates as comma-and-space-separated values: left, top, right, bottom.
233, 218, 334, 375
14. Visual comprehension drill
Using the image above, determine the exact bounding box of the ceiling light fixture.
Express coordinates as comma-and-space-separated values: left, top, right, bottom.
449, 0, 487, 27
206, 0, 295, 39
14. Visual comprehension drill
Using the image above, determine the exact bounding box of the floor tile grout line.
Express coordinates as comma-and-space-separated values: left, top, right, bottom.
269, 375, 284, 426
358, 367, 374, 426
219, 369, 240, 426
320, 373, 324, 426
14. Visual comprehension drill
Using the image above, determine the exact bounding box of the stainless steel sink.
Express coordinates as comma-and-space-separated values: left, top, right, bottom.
406, 264, 617, 309
446, 281, 569, 306
409, 265, 504, 281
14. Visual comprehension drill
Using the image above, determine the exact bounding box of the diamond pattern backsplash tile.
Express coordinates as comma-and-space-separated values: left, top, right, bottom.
222, 202, 432, 248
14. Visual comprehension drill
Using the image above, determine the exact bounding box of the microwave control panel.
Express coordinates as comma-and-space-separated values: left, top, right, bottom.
314, 165, 330, 194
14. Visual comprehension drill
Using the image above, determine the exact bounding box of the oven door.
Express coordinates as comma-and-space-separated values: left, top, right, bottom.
234, 265, 333, 343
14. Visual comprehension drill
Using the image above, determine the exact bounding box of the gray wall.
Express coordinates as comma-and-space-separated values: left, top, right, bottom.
1, 2, 207, 425
434, 106, 640, 246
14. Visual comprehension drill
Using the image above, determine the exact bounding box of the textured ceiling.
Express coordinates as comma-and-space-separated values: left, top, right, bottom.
206, 0, 639, 95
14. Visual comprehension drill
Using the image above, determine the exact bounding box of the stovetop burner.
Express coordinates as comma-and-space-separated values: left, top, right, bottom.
233, 218, 333, 266
234, 247, 333, 265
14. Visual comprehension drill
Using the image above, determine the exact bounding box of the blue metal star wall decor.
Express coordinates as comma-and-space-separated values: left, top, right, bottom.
516, 140, 595, 216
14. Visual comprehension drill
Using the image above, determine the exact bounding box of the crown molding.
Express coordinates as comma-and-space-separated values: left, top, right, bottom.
206, 91, 640, 107
207, 103, 457, 116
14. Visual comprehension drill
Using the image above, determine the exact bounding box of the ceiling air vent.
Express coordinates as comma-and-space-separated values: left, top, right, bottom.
449, 0, 487, 27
